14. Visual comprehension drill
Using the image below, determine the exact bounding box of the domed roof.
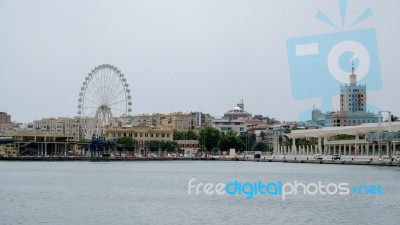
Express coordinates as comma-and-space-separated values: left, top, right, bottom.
224, 101, 251, 120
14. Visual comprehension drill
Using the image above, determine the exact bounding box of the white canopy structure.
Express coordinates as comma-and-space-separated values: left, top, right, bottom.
286, 122, 400, 139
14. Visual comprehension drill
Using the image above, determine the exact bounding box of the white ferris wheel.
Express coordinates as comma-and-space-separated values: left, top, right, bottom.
77, 64, 132, 139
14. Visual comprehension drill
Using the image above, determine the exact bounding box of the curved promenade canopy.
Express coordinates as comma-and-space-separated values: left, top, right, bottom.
286, 122, 400, 139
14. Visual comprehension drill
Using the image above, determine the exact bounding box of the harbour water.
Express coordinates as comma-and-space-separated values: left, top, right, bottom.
1, 161, 399, 225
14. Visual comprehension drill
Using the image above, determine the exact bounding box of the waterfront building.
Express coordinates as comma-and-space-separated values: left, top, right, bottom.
8, 132, 75, 156
105, 125, 173, 156
176, 140, 200, 156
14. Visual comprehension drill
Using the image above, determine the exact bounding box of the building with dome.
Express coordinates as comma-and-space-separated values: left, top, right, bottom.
211, 100, 264, 134
223, 100, 252, 120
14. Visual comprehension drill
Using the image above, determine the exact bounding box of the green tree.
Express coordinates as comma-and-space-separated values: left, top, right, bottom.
283, 140, 291, 148
218, 130, 243, 152
297, 138, 307, 146
148, 140, 161, 152
186, 130, 199, 140
161, 140, 179, 153
254, 141, 272, 152
199, 126, 221, 152
173, 130, 184, 140
296, 138, 319, 148
335, 134, 355, 140
80, 139, 91, 143
174, 129, 199, 140
309, 137, 318, 146
239, 132, 256, 152
116, 137, 135, 157
116, 137, 134, 146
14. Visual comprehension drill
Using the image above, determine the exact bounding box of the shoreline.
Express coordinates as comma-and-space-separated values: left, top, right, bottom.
1, 156, 399, 167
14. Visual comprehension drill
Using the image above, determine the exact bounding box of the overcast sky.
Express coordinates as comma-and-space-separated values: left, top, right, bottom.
1, 0, 399, 123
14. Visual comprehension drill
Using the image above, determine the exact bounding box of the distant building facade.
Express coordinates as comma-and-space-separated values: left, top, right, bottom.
212, 117, 247, 134
105, 125, 173, 156
308, 67, 378, 127
0, 112, 11, 123
33, 117, 92, 141
0, 112, 18, 134
128, 112, 201, 132
31, 112, 202, 142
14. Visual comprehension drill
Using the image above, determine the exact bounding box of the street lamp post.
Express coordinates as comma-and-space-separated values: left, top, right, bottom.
378, 111, 392, 159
